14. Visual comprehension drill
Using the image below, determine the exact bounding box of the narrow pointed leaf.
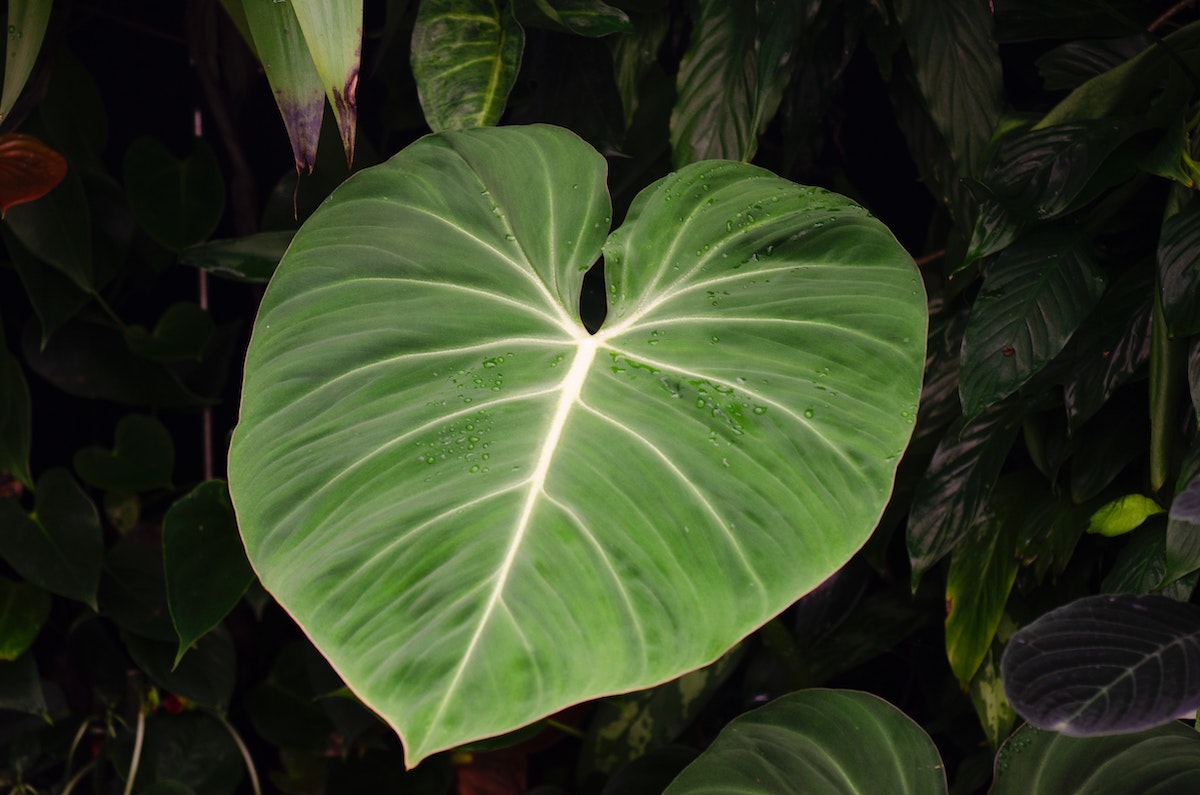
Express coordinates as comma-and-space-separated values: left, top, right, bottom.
411, 0, 525, 131
907, 401, 1021, 584
670, 0, 800, 166
1001, 593, 1200, 736
228, 125, 927, 765
289, 0, 362, 164
0, 0, 53, 123
661, 690, 948, 795
960, 240, 1105, 419
893, 0, 1002, 177
242, 0, 325, 174
164, 481, 255, 665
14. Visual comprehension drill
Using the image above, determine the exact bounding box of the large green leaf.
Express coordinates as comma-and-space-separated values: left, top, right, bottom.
228, 124, 926, 764
661, 690, 947, 795
893, 0, 1003, 178
411, 0, 525, 131
670, 0, 800, 166
959, 238, 1106, 419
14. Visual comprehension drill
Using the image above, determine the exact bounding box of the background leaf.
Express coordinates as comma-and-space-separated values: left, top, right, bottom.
990, 722, 1200, 795
661, 690, 948, 795
228, 124, 927, 764
411, 0, 525, 131
122, 137, 226, 252
0, 577, 51, 661
0, 133, 68, 215
0, 0, 54, 122
1158, 198, 1200, 337
73, 413, 175, 492
1001, 593, 1200, 736
0, 340, 32, 487
1165, 471, 1200, 586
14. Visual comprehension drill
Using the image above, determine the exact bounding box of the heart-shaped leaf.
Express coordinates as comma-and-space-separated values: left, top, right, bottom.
122, 137, 226, 252
661, 690, 948, 795
1001, 593, 1200, 736
228, 124, 926, 765
73, 414, 174, 493
0, 133, 67, 215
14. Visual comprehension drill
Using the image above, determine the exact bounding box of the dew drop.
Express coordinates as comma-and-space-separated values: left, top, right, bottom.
803, 408, 814, 419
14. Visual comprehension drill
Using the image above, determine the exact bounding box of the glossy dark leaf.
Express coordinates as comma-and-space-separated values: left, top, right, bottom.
99, 538, 176, 642
0, 577, 51, 661
122, 137, 226, 252
894, 0, 1003, 177
180, 230, 293, 283
945, 476, 1029, 686
125, 627, 236, 713
1037, 35, 1151, 91
411, 0, 525, 131
0, 341, 32, 488
992, 722, 1200, 794
1158, 199, 1200, 337
1061, 266, 1152, 430
0, 133, 68, 215
0, 468, 103, 609
163, 480, 255, 664
662, 690, 947, 795
963, 196, 1023, 265
515, 0, 632, 37
1068, 405, 1145, 503
124, 302, 215, 363
1002, 593, 1200, 736
1100, 519, 1196, 601
73, 414, 174, 492
1016, 498, 1088, 581
1165, 471, 1200, 586
670, 0, 799, 166
3, 166, 93, 290
960, 239, 1106, 419
2, 225, 92, 343
908, 401, 1022, 584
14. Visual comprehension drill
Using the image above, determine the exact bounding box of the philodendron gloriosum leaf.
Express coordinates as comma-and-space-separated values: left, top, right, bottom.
228, 124, 926, 766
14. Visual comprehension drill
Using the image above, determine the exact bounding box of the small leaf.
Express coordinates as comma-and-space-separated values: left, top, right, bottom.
163, 481, 255, 665
0, 577, 51, 661
1165, 471, 1200, 586
1, 1, 54, 123
243, 0, 325, 174
907, 401, 1021, 584
960, 239, 1106, 419
124, 302, 215, 363
1001, 593, 1200, 736
411, 0, 525, 131
893, 0, 1003, 177
288, 0, 363, 165
1088, 494, 1165, 538
1158, 199, 1200, 337
122, 137, 226, 252
0, 133, 68, 215
0, 469, 102, 609
180, 230, 294, 283
0, 341, 32, 488
661, 690, 948, 795
73, 414, 175, 493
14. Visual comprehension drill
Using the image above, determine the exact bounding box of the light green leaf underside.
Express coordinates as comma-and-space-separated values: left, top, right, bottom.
228, 124, 926, 766
288, 0, 362, 163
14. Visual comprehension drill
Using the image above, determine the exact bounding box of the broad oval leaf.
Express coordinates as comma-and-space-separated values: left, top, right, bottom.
228, 124, 926, 765
1001, 593, 1200, 736
661, 689, 948, 795
991, 722, 1200, 795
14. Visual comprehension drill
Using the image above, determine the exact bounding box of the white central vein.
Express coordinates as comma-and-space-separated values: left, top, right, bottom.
429, 333, 598, 727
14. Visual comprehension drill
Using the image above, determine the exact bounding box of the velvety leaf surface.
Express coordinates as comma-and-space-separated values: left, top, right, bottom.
893, 0, 1003, 177
670, 0, 799, 166
242, 0, 325, 173
907, 402, 1021, 584
960, 240, 1105, 419
0, 468, 102, 608
1001, 593, 1200, 736
0, 1, 53, 122
991, 722, 1200, 794
122, 137, 226, 252
411, 0, 525, 131
1158, 199, 1200, 337
228, 124, 926, 764
0, 577, 50, 661
73, 414, 174, 492
163, 480, 255, 663
661, 690, 947, 795
289, 0, 362, 164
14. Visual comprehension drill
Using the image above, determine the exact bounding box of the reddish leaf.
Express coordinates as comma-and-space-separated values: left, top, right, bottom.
0, 134, 68, 215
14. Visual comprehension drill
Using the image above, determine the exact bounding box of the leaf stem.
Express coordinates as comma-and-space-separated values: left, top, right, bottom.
212, 710, 263, 795
1150, 0, 1197, 33
122, 707, 146, 795
59, 761, 96, 795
